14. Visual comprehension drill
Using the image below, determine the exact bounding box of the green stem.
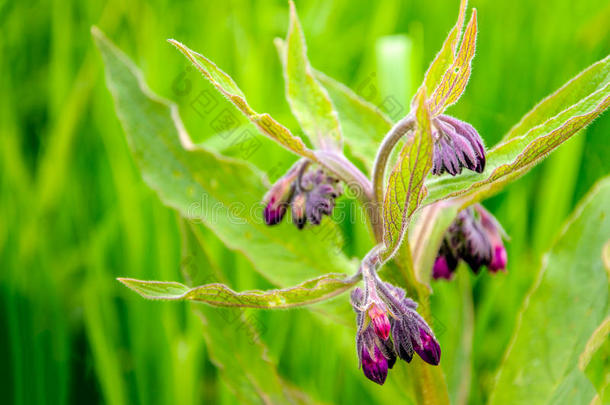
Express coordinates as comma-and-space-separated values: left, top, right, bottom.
371, 114, 416, 235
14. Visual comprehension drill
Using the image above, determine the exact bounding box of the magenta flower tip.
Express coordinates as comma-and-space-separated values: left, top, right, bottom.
368, 303, 391, 341
414, 328, 441, 366
361, 346, 388, 385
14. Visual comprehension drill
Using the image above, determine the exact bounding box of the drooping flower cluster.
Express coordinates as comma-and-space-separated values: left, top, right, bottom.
263, 162, 342, 229
433, 204, 508, 280
431, 114, 486, 176
351, 278, 440, 385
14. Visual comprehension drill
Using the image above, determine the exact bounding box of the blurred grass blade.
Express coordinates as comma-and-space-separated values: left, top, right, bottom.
283, 1, 343, 151
375, 35, 413, 115
489, 177, 610, 405
167, 39, 317, 161
92, 27, 354, 287
424, 70, 610, 206
505, 55, 610, 140
118, 274, 356, 308
422, 0, 467, 97
430, 9, 477, 115
381, 89, 433, 261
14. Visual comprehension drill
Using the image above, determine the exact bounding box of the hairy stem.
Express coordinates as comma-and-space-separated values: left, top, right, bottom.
371, 114, 416, 240
315, 150, 384, 240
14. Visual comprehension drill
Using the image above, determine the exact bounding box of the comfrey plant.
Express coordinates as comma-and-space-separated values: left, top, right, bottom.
93, 0, 610, 400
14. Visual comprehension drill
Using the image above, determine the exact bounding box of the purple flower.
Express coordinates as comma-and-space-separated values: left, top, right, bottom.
433, 204, 508, 278
301, 169, 342, 225
432, 240, 458, 280
351, 281, 441, 385
489, 245, 507, 272
476, 205, 508, 272
291, 193, 307, 229
412, 327, 441, 366
262, 170, 297, 225
431, 114, 486, 176
359, 336, 389, 385
368, 303, 391, 341
262, 163, 341, 229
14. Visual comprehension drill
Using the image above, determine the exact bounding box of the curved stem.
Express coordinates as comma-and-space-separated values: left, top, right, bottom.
371, 115, 416, 240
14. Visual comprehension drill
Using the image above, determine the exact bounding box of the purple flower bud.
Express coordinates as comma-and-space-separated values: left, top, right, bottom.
360, 344, 388, 385
302, 169, 342, 225
262, 172, 296, 226
412, 327, 441, 366
459, 213, 492, 273
432, 240, 458, 280
431, 114, 486, 176
432, 256, 453, 280
368, 303, 391, 341
489, 244, 507, 272
434, 205, 509, 278
391, 319, 414, 363
476, 204, 508, 272
291, 193, 307, 229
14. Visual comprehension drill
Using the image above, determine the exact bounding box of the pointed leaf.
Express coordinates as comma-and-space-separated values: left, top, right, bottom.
92, 28, 354, 288
489, 177, 610, 405
505, 55, 610, 140
422, 0, 468, 97
423, 66, 610, 206
381, 89, 434, 261
283, 1, 343, 151
430, 9, 477, 115
118, 273, 356, 308
167, 39, 317, 161
275, 37, 391, 173
315, 70, 392, 172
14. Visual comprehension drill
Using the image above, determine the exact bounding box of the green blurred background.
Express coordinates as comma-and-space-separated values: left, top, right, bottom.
1, 0, 609, 403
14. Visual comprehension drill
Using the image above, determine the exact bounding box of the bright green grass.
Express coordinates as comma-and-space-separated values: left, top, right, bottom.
1, 0, 609, 403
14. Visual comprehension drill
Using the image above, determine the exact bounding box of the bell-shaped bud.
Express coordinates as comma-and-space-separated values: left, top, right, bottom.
433, 205, 509, 278
458, 212, 492, 273
368, 303, 391, 341
360, 344, 388, 385
291, 192, 307, 229
302, 169, 342, 225
412, 327, 441, 366
431, 114, 486, 176
262, 172, 296, 225
475, 204, 508, 272
391, 319, 414, 363
489, 244, 507, 272
432, 240, 458, 280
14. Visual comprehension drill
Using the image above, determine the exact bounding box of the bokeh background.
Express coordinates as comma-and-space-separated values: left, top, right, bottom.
2, 0, 609, 404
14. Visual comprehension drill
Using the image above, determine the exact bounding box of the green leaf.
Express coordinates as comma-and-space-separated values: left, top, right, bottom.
166, 39, 317, 161
118, 273, 356, 308
381, 89, 433, 261
505, 55, 610, 140
422, 0, 468, 98
315, 70, 392, 172
283, 1, 343, 151
92, 27, 354, 287
275, 37, 391, 173
579, 318, 610, 402
424, 70, 610, 206
429, 8, 477, 115
489, 177, 610, 405
410, 202, 459, 289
